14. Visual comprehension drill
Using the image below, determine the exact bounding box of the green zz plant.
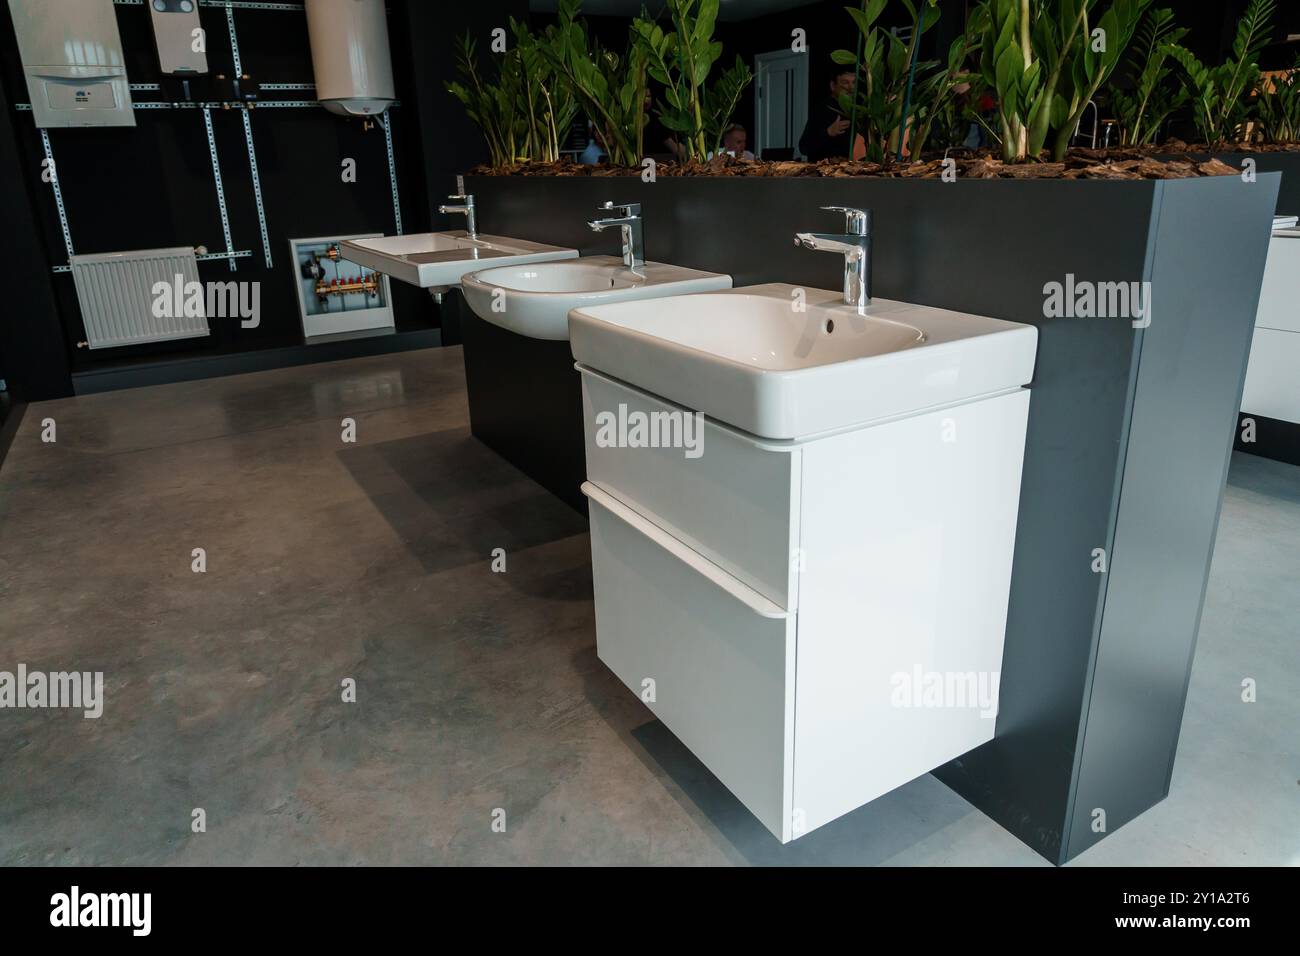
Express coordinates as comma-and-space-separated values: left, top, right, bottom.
831, 0, 943, 164
446, 21, 578, 166
977, 0, 1149, 163
1110, 7, 1189, 146
905, 2, 988, 158
1051, 0, 1150, 159
633, 0, 751, 161
541, 0, 650, 167
512, 19, 580, 163
446, 34, 515, 168
1256, 58, 1300, 144
978, 0, 1083, 162
1164, 0, 1277, 146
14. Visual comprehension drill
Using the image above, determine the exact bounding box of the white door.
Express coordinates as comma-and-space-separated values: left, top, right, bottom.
754, 49, 809, 159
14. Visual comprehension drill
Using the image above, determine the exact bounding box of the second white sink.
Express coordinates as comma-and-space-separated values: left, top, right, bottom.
461, 256, 732, 341
340, 231, 577, 289
569, 283, 1038, 440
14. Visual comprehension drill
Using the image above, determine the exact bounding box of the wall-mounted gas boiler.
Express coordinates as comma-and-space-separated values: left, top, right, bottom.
7, 0, 136, 128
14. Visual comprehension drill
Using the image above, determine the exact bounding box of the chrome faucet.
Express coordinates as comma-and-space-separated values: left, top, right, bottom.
439, 193, 477, 238
795, 206, 872, 310
588, 201, 644, 270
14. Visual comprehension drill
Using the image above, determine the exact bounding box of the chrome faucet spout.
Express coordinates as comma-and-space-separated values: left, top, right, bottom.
794, 206, 873, 310
588, 201, 644, 270
440, 192, 477, 238
794, 232, 866, 259
589, 216, 638, 230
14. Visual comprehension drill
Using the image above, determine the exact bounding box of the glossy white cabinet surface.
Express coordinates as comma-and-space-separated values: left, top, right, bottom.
1242, 231, 1300, 424
1254, 231, 1300, 334
790, 390, 1028, 834
582, 367, 801, 609
576, 291, 1036, 842
586, 484, 796, 840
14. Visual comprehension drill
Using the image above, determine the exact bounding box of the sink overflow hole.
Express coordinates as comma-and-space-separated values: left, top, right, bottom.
824, 318, 835, 334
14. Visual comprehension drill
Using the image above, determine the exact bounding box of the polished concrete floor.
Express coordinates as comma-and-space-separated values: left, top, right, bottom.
0, 349, 1295, 866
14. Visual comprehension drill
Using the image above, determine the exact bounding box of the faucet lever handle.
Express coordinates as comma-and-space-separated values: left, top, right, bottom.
599, 201, 640, 217
821, 205, 870, 235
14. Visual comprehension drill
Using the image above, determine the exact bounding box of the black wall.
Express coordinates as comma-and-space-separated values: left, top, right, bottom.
0, 64, 68, 401
2, 0, 1289, 401
398, 0, 528, 211
716, 0, 914, 152
0, 0, 444, 396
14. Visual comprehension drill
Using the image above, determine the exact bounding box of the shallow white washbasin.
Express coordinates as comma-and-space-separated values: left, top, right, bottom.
339, 231, 577, 289
569, 283, 1038, 440
460, 256, 732, 341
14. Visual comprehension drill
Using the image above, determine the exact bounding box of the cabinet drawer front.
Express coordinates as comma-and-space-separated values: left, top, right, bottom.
1242, 327, 1300, 424
581, 368, 800, 610
585, 484, 796, 842
1258, 237, 1300, 334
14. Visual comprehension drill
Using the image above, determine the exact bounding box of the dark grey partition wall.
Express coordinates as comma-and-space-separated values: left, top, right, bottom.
1061, 176, 1277, 857
464, 171, 1280, 863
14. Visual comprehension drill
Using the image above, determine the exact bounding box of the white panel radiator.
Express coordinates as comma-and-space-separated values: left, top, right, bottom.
69, 247, 210, 349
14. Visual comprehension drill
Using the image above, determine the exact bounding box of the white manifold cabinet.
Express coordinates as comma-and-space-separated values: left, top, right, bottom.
304, 0, 395, 118
7, 0, 136, 128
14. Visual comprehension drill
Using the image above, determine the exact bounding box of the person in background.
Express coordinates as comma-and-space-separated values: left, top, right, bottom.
964, 87, 998, 150
800, 67, 857, 161
709, 124, 756, 160
643, 86, 683, 161
578, 120, 606, 165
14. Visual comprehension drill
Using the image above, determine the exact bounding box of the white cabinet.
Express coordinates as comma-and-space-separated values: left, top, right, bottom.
586, 485, 796, 839
1242, 231, 1300, 425
582, 368, 801, 609
580, 370, 1032, 842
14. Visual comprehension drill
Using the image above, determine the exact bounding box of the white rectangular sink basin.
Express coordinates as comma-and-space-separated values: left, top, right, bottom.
339, 231, 577, 289
460, 256, 731, 341
569, 283, 1038, 440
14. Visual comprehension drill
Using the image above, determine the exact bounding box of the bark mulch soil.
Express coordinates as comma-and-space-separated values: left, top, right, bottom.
473, 143, 1300, 181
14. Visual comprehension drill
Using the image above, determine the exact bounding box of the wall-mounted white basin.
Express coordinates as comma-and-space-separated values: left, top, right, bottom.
570, 283, 1038, 440
460, 256, 732, 341
339, 231, 577, 289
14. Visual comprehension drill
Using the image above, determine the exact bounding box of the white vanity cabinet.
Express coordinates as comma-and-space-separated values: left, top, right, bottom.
580, 368, 1032, 842
1241, 227, 1300, 426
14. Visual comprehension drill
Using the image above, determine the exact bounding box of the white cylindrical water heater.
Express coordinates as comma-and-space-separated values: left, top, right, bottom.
305, 0, 395, 118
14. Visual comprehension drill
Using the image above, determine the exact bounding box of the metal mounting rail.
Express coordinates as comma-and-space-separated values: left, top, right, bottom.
383, 111, 403, 235
113, 0, 306, 10
40, 130, 75, 260
203, 107, 239, 271
225, 2, 273, 268
52, 250, 254, 275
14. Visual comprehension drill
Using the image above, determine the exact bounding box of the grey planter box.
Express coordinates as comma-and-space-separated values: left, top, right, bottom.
464, 170, 1279, 864
1158, 150, 1300, 214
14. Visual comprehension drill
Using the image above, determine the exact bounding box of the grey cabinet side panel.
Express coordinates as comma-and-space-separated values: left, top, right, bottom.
1065, 173, 1281, 859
